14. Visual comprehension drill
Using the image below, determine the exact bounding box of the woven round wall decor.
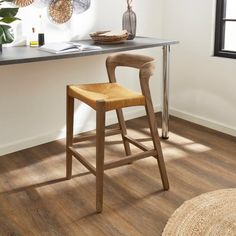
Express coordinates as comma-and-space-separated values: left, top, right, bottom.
13, 0, 35, 7
73, 0, 91, 14
48, 0, 73, 24
11, 0, 91, 24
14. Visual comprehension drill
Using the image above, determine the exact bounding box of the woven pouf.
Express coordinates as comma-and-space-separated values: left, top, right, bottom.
162, 189, 236, 236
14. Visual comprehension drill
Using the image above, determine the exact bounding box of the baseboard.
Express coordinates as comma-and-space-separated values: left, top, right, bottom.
170, 108, 236, 137
0, 105, 161, 156
0, 131, 65, 157
2, 105, 235, 156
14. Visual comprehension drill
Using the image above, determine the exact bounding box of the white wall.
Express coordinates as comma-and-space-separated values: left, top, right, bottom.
0, 0, 164, 155
3, 0, 234, 156
163, 0, 236, 136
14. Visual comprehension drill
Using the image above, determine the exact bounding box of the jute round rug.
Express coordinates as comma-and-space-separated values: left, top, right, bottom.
162, 189, 236, 236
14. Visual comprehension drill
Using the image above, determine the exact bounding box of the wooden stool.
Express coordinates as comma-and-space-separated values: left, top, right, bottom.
66, 53, 169, 213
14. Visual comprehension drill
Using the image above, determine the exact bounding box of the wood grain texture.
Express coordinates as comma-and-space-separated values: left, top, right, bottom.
0, 113, 236, 235
95, 100, 106, 213
66, 88, 74, 180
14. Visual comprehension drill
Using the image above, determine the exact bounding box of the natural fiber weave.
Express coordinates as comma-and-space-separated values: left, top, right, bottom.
162, 189, 236, 236
89, 31, 129, 44
13, 0, 34, 7
48, 0, 73, 24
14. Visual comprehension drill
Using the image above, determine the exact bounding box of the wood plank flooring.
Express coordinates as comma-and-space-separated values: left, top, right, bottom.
0, 113, 236, 235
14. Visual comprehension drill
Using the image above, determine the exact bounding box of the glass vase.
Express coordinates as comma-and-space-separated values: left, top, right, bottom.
122, 6, 136, 40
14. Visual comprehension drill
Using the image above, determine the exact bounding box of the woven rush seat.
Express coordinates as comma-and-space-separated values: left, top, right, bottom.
68, 82, 145, 111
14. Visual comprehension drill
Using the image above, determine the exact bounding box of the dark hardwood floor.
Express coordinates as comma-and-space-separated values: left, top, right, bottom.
0, 113, 236, 235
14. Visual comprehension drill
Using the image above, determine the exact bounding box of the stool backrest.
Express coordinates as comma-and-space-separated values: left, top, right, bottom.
106, 53, 156, 83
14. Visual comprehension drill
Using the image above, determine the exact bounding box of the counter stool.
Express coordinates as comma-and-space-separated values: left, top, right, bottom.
66, 53, 169, 213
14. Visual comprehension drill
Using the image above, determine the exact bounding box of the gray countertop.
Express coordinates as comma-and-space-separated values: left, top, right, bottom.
0, 37, 179, 66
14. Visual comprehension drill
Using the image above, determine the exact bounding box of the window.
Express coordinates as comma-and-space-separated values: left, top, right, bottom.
214, 0, 236, 58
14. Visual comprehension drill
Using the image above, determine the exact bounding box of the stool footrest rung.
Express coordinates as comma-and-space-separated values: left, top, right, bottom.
69, 147, 96, 176
104, 149, 157, 170
69, 146, 157, 175
124, 135, 150, 152
73, 128, 122, 143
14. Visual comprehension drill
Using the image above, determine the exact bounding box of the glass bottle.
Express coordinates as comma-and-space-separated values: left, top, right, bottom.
29, 27, 39, 47
38, 15, 45, 46
122, 5, 136, 40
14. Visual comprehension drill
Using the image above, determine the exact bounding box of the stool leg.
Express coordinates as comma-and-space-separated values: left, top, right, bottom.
96, 101, 106, 213
116, 109, 131, 156
145, 103, 169, 190
66, 90, 74, 180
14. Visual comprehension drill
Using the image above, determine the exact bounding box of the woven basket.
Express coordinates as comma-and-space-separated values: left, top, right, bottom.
89, 31, 129, 44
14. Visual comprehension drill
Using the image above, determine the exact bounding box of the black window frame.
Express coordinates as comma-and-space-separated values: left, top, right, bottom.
214, 0, 236, 59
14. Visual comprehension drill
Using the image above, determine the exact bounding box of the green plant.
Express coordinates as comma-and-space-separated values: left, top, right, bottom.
0, 0, 19, 44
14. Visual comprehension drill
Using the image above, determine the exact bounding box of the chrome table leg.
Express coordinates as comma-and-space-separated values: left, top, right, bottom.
162, 45, 170, 139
